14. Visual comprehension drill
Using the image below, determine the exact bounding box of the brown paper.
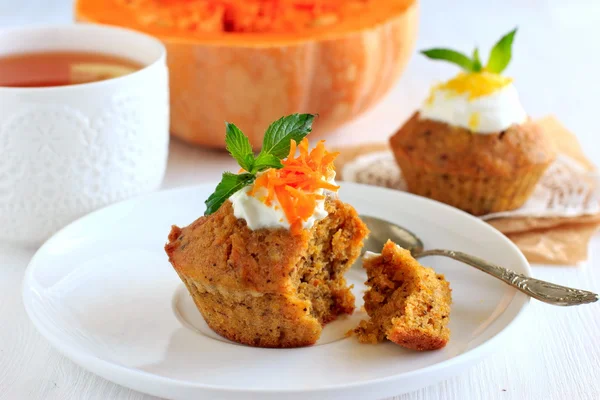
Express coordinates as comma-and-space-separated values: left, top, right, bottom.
505, 223, 599, 265
334, 116, 600, 265
536, 116, 595, 171
487, 214, 600, 234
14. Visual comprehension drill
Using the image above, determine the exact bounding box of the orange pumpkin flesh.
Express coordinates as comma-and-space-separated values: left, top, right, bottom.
76, 0, 419, 148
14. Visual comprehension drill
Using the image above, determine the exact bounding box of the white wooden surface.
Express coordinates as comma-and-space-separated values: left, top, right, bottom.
1, 1, 600, 399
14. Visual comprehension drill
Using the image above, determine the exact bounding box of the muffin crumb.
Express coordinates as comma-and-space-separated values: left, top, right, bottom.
354, 240, 452, 351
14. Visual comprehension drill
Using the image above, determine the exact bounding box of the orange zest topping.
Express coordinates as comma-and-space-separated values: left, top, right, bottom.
249, 138, 339, 234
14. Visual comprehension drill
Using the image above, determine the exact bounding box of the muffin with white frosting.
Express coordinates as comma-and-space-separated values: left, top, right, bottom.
165, 114, 368, 348
390, 29, 556, 215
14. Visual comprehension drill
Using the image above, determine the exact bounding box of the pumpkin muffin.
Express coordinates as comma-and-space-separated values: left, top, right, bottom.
390, 29, 556, 215
166, 198, 367, 348
354, 240, 451, 351
165, 114, 368, 348
390, 114, 555, 215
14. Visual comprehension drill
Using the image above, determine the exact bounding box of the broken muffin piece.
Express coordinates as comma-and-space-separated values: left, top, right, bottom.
355, 240, 452, 351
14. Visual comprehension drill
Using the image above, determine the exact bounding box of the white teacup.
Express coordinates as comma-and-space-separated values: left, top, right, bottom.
0, 24, 169, 245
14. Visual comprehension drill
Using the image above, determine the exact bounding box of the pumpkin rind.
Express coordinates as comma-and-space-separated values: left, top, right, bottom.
76, 1, 419, 148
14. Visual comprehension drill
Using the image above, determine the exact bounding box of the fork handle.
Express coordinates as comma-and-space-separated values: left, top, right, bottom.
416, 249, 599, 306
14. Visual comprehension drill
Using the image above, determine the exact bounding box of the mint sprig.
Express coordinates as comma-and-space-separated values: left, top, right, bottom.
472, 48, 482, 71
261, 114, 315, 159
225, 122, 254, 172
204, 172, 255, 215
204, 113, 316, 215
420, 48, 478, 72
253, 152, 283, 170
420, 28, 517, 74
486, 28, 517, 73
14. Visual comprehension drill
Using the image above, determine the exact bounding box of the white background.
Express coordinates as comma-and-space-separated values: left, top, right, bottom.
1, 1, 599, 399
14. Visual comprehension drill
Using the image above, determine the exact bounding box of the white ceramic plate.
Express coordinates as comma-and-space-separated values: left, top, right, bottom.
23, 182, 530, 400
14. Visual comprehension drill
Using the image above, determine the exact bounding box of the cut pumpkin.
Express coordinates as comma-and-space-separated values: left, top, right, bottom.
75, 0, 419, 148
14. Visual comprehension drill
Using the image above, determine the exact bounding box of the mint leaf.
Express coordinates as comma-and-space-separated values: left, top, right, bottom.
253, 152, 283, 171
420, 48, 475, 72
472, 48, 482, 72
205, 113, 318, 215
260, 114, 315, 160
225, 122, 254, 172
486, 28, 517, 73
204, 172, 255, 215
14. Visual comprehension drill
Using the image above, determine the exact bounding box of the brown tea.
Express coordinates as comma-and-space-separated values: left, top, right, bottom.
0, 51, 143, 88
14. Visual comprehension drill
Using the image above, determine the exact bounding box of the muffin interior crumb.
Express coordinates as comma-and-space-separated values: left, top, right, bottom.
292, 202, 358, 325
354, 240, 451, 351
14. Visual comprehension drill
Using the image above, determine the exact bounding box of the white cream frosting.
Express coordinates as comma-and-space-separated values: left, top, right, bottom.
229, 172, 336, 231
362, 251, 381, 260
420, 80, 527, 134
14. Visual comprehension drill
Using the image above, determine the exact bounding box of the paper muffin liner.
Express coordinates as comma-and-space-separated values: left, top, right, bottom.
395, 158, 551, 216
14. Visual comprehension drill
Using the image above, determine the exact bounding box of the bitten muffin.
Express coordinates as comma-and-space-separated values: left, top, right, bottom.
165, 115, 368, 348
165, 198, 367, 348
389, 30, 556, 215
354, 240, 451, 351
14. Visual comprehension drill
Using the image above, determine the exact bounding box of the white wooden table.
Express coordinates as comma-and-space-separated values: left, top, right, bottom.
1, 1, 599, 399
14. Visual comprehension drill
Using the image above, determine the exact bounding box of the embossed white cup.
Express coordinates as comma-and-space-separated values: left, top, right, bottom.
0, 24, 169, 245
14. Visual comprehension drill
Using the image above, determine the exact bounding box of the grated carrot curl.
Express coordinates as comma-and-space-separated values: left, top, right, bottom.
249, 138, 339, 234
